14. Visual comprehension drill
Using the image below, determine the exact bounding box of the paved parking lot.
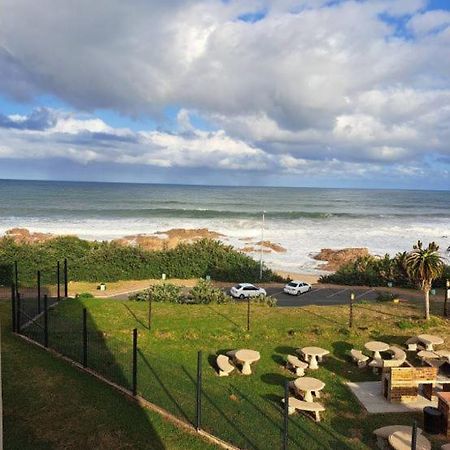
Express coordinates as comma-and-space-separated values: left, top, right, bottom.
263, 285, 380, 307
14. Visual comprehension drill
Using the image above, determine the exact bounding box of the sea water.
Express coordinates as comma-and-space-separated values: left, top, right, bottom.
0, 179, 448, 273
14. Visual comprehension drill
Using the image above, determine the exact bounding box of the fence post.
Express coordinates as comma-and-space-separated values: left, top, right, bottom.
64, 258, 68, 298
16, 293, 21, 334
411, 420, 417, 450
247, 296, 251, 332
44, 294, 48, 348
57, 261, 61, 301
283, 380, 289, 450
132, 328, 137, 396
14, 261, 18, 296
196, 350, 202, 431
11, 283, 16, 333
37, 270, 41, 314
349, 292, 355, 328
83, 308, 87, 367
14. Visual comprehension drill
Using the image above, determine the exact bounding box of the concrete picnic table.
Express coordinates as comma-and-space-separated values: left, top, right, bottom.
235, 349, 260, 375
293, 377, 325, 402
364, 341, 389, 360
388, 430, 431, 450
417, 334, 444, 351
417, 350, 440, 361
300, 347, 329, 370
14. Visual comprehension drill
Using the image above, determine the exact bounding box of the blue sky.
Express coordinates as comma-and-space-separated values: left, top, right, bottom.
0, 0, 449, 189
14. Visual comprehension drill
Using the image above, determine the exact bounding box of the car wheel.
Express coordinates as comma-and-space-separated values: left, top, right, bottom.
296, 291, 301, 296
239, 294, 245, 299
308, 287, 312, 291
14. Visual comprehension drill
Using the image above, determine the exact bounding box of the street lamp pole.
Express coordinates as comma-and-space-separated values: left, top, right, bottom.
259, 211, 265, 280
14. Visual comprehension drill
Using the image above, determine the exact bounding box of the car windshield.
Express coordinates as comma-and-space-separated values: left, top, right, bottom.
287, 282, 297, 287
234, 285, 242, 289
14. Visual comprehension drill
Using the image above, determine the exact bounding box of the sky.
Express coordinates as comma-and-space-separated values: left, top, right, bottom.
0, 0, 449, 190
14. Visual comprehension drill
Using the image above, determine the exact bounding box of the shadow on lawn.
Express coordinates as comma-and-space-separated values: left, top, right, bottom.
18, 297, 166, 449
182, 367, 261, 449
206, 305, 242, 329
123, 302, 149, 330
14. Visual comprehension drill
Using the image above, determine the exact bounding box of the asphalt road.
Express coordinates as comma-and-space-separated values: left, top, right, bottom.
249, 285, 379, 307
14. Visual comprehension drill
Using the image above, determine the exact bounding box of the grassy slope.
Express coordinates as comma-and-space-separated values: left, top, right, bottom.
33, 297, 450, 450
0, 301, 217, 450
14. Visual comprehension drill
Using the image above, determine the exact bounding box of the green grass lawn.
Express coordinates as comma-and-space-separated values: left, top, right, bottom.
0, 300, 218, 450
17, 296, 450, 450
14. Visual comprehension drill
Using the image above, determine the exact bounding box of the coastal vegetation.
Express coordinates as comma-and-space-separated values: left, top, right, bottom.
404, 241, 445, 320
0, 235, 283, 286
320, 242, 448, 290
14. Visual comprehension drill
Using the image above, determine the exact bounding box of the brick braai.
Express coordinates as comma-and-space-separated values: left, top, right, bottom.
437, 392, 450, 437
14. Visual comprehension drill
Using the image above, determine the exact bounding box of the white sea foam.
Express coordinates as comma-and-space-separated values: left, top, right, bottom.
1, 214, 448, 273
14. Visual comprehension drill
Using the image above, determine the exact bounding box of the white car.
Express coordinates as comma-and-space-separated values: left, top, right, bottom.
230, 283, 267, 299
283, 281, 312, 296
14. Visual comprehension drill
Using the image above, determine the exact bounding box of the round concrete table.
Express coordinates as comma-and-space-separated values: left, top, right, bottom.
235, 349, 260, 375
293, 377, 325, 402
388, 430, 431, 450
364, 341, 389, 360
435, 349, 450, 361
418, 334, 444, 351
417, 350, 439, 360
300, 347, 329, 370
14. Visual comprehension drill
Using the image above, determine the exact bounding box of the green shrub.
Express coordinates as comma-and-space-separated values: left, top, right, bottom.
128, 290, 151, 302
129, 284, 182, 303
250, 294, 277, 307
75, 292, 95, 299
319, 251, 449, 289
151, 284, 182, 303
189, 279, 232, 304
0, 237, 284, 286
376, 291, 397, 302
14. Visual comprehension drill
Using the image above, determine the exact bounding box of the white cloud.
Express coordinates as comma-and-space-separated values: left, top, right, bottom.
0, 0, 449, 185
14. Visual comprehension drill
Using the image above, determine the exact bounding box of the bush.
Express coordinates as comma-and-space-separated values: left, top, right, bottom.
129, 284, 182, 303
376, 291, 398, 302
128, 290, 151, 302
0, 237, 284, 286
319, 251, 448, 289
151, 284, 182, 303
75, 292, 95, 299
250, 294, 277, 307
189, 279, 232, 304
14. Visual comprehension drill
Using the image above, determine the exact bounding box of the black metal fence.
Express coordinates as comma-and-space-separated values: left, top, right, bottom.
13, 292, 294, 450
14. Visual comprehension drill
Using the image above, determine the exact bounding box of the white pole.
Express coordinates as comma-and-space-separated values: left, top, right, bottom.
259, 211, 265, 280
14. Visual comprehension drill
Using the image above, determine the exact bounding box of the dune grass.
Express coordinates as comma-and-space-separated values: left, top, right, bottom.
20, 296, 450, 449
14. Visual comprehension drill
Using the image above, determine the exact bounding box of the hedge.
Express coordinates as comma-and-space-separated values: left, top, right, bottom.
0, 236, 284, 286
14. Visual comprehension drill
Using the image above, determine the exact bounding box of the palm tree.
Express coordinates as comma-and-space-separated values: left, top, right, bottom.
405, 241, 444, 320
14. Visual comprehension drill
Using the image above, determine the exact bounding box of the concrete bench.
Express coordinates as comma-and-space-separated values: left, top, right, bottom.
350, 349, 369, 368
286, 355, 308, 376
405, 337, 420, 351
282, 396, 325, 422
216, 355, 235, 377
373, 425, 422, 450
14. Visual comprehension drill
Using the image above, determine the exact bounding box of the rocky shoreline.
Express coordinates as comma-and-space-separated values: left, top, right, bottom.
2, 227, 368, 273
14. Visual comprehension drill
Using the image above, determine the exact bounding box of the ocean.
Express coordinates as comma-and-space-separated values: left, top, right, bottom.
0, 179, 449, 273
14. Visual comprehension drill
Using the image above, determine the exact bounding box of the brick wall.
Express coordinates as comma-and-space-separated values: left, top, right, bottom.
438, 393, 450, 437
